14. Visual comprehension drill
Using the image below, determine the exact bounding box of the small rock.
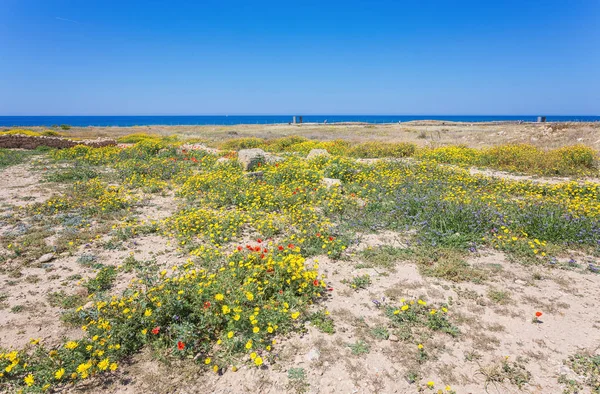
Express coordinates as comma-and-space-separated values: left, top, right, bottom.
307, 149, 330, 160
305, 347, 320, 362
216, 157, 229, 164
321, 178, 342, 188
238, 148, 267, 171
514, 279, 527, 286
37, 253, 55, 264
388, 334, 399, 342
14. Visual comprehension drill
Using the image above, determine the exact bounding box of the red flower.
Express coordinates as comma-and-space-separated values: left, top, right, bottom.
263, 248, 268, 253
257, 239, 262, 243
254, 246, 261, 252
535, 311, 543, 317
328, 287, 334, 292
260, 253, 265, 259
288, 244, 294, 249
313, 279, 319, 286
151, 326, 160, 335
204, 301, 211, 309
316, 233, 321, 237
177, 341, 185, 350
191, 157, 198, 163
279, 290, 283, 294
328, 236, 334, 241
278, 245, 284, 251
237, 246, 243, 251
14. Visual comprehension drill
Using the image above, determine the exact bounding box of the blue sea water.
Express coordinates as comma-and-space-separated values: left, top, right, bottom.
0, 115, 598, 127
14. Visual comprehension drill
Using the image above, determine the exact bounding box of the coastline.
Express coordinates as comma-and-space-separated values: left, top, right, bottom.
4, 121, 599, 150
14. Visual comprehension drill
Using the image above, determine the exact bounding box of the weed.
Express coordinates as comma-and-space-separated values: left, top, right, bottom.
487, 289, 512, 305
477, 357, 531, 390
347, 340, 370, 355
287, 367, 309, 393
47, 291, 85, 309
342, 274, 371, 290
84, 266, 117, 293
308, 310, 335, 334
370, 325, 390, 340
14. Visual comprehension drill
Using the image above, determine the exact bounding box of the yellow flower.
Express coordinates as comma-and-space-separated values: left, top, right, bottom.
215, 293, 224, 301
109, 363, 118, 371
144, 309, 152, 317
445, 386, 452, 391
98, 358, 110, 371
291, 311, 300, 319
24, 374, 34, 387
222, 305, 231, 314
267, 326, 273, 333
393, 309, 400, 314
55, 368, 65, 380
29, 338, 40, 345
77, 362, 92, 374
427, 381, 434, 388
250, 352, 257, 359
417, 344, 424, 350
253, 326, 260, 333
245, 292, 254, 301
418, 299, 427, 306
254, 356, 263, 366
245, 340, 253, 350
233, 314, 241, 321
65, 341, 78, 350
227, 331, 234, 339
204, 357, 211, 365
401, 305, 409, 311
213, 365, 219, 373
141, 329, 147, 335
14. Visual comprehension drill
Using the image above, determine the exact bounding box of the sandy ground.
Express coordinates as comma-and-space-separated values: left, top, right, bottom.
21, 121, 600, 149
1, 137, 600, 393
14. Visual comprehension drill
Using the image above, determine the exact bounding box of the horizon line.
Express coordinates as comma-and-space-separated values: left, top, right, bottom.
1, 114, 598, 117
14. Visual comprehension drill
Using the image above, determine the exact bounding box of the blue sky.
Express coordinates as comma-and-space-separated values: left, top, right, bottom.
1, 0, 598, 115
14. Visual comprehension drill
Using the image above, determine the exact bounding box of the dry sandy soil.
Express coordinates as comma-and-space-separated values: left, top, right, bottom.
1, 126, 599, 394
23, 121, 600, 149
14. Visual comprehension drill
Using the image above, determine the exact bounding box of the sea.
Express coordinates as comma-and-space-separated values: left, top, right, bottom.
0, 115, 598, 127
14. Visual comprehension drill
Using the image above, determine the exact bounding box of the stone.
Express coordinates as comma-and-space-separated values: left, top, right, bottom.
307, 149, 330, 159
177, 144, 219, 155
238, 148, 267, 171
388, 334, 399, 342
321, 178, 342, 188
216, 157, 229, 164
305, 347, 320, 362
514, 279, 527, 286
36, 253, 55, 264
265, 154, 284, 164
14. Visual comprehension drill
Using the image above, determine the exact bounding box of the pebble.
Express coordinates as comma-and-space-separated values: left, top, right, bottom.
36, 253, 55, 264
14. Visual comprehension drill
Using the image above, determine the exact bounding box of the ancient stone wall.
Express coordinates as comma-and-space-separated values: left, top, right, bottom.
0, 134, 116, 149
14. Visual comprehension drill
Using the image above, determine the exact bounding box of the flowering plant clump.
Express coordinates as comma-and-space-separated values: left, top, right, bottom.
0, 246, 325, 392
386, 298, 459, 338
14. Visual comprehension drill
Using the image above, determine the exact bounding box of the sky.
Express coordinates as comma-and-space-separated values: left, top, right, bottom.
0, 0, 599, 115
